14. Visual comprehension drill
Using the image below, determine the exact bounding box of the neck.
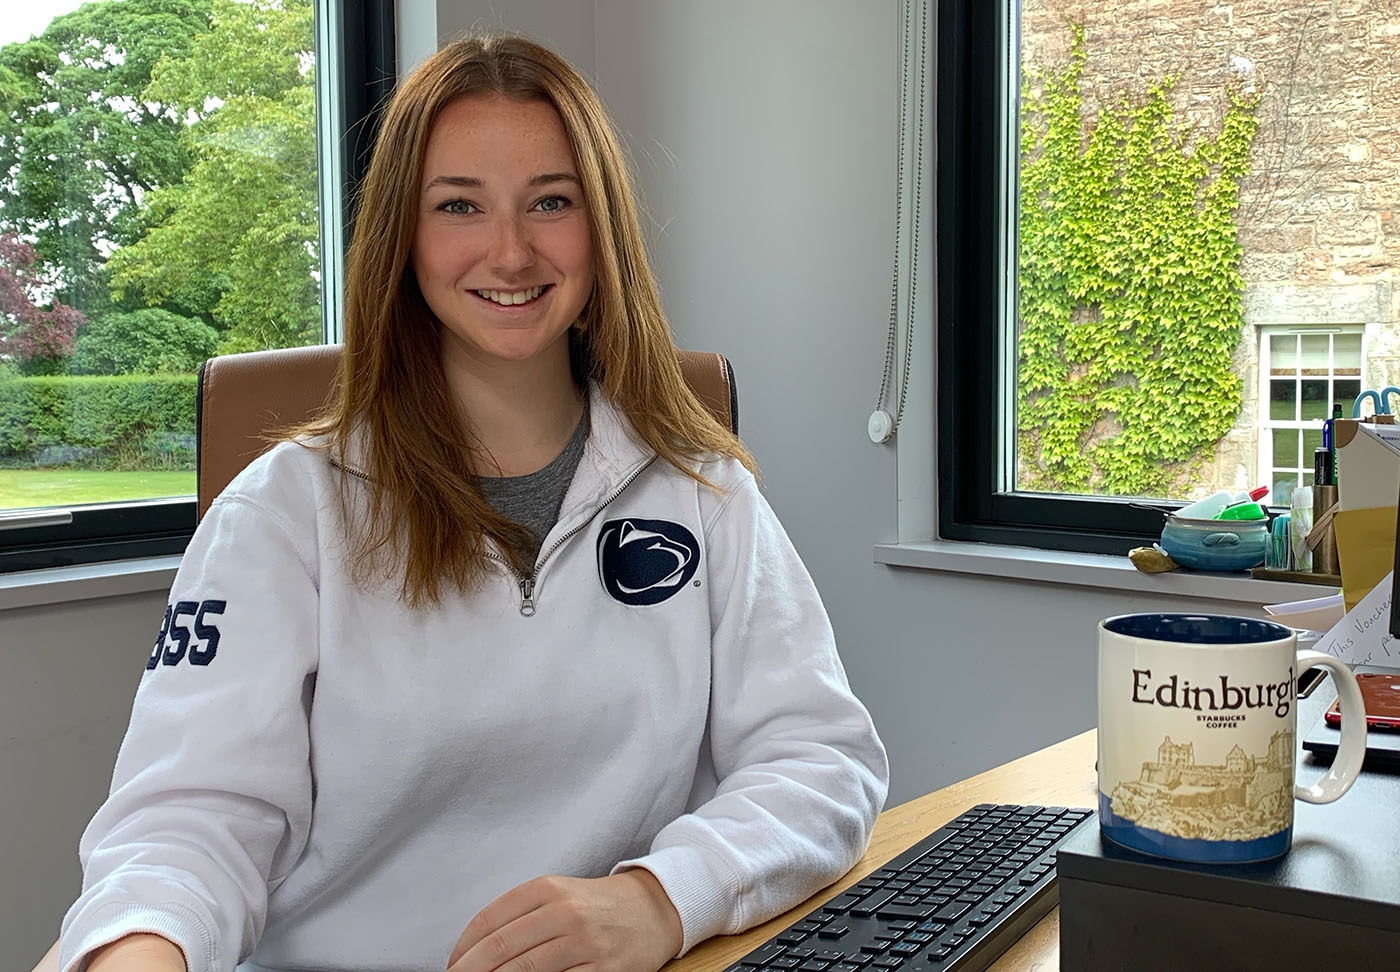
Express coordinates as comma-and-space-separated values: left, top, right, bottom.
441, 340, 585, 478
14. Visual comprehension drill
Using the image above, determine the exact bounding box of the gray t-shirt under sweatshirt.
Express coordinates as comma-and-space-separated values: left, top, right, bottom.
476, 406, 589, 566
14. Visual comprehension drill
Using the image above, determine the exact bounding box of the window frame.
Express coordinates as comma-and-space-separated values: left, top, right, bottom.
936, 0, 1217, 556
0, 0, 395, 575
1257, 325, 1365, 500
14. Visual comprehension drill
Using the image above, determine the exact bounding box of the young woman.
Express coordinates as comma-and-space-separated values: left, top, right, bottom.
54, 34, 888, 972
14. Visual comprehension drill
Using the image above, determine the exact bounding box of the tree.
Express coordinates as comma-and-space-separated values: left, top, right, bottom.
0, 0, 213, 315
70, 308, 219, 375
0, 234, 86, 374
107, 0, 319, 353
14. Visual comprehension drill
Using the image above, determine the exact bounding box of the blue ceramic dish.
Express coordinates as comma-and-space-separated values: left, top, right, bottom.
1158, 513, 1267, 571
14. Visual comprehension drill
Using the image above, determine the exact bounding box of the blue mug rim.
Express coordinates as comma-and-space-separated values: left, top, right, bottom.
1101, 613, 1293, 645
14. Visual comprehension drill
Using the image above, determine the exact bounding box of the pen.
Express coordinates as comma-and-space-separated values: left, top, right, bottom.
1323, 403, 1342, 485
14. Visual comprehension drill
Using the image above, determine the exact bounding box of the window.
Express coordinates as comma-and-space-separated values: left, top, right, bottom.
0, 0, 393, 573
1259, 327, 1363, 501
939, 0, 1400, 555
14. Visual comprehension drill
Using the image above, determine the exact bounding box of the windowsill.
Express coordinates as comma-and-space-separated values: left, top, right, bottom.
0, 543, 1335, 612
873, 540, 1336, 606
0, 556, 180, 612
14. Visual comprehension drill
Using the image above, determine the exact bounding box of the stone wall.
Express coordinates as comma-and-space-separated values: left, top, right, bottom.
1020, 0, 1399, 499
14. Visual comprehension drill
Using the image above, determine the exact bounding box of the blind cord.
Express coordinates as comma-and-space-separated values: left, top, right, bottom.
870, 0, 928, 444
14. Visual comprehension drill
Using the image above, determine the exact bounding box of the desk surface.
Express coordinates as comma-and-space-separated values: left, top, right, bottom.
665, 730, 1099, 972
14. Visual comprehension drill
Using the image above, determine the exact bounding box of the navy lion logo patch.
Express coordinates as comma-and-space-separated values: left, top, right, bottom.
597, 518, 700, 606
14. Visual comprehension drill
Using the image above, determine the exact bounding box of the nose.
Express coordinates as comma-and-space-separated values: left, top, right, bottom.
488, 214, 535, 275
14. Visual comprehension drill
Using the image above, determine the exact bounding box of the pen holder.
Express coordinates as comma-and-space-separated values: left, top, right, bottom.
1309, 485, 1340, 575
1158, 514, 1267, 571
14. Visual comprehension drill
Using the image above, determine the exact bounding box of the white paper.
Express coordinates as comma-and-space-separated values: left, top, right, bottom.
1314, 571, 1397, 667
1263, 592, 1345, 633
1367, 423, 1400, 448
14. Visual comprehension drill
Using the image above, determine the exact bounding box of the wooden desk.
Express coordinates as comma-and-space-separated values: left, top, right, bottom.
665, 730, 1098, 972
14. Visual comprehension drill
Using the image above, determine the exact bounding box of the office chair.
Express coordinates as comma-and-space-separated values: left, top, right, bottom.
195, 344, 739, 521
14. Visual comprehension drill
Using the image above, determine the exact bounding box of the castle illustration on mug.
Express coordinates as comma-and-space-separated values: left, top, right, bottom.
1109, 732, 1294, 842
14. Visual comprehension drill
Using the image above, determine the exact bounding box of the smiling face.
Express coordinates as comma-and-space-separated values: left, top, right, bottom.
411, 94, 595, 375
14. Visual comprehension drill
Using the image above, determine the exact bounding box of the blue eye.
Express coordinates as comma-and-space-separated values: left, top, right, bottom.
439, 199, 476, 215
535, 195, 570, 213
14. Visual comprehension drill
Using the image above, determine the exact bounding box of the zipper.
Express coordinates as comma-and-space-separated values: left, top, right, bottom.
487, 455, 657, 616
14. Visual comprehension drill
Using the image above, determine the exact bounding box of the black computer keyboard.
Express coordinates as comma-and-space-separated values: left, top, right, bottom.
725, 803, 1097, 972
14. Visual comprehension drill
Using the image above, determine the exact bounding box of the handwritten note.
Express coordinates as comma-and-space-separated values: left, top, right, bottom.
1315, 571, 1397, 666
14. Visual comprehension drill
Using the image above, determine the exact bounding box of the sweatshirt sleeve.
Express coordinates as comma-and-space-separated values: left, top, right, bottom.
613, 473, 889, 954
59, 492, 319, 972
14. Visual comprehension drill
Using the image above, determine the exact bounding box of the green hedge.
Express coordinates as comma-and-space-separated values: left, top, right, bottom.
0, 374, 198, 470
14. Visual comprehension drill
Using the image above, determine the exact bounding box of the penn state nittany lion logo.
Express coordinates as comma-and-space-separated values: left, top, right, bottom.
597, 518, 700, 606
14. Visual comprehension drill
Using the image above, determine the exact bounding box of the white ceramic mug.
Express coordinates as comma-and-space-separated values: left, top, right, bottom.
1097, 613, 1367, 863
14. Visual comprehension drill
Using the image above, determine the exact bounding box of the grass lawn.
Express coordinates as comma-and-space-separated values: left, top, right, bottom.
0, 469, 196, 507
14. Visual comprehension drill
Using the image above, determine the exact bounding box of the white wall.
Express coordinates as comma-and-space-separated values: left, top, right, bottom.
4, 1, 1284, 963
3, 592, 163, 966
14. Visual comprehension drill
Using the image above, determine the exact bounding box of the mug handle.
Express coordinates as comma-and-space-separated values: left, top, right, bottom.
1294, 651, 1368, 804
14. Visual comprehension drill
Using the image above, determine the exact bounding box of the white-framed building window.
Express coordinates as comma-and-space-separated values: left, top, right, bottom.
1257, 326, 1364, 503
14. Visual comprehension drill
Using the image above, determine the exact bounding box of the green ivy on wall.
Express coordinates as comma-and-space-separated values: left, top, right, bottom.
1017, 26, 1258, 496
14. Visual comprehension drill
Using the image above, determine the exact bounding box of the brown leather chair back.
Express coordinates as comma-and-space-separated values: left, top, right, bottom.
196, 345, 737, 521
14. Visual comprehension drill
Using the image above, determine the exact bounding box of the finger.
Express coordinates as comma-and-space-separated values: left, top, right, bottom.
447, 877, 569, 968
447, 924, 580, 972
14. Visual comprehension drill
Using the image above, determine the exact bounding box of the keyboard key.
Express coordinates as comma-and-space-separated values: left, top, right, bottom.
871, 958, 904, 970
739, 944, 787, 966
816, 925, 849, 940
889, 943, 923, 957
777, 932, 808, 945
848, 887, 900, 917
932, 901, 971, 922
796, 961, 828, 972
877, 904, 938, 921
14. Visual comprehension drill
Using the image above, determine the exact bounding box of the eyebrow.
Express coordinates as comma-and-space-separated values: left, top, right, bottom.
422, 172, 581, 191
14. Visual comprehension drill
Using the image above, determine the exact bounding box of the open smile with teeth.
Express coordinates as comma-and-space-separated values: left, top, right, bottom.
474, 284, 549, 306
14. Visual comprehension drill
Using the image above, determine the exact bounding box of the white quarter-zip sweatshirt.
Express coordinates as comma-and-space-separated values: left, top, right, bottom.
60, 385, 889, 972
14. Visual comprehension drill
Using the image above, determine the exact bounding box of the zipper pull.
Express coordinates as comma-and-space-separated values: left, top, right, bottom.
519, 576, 536, 616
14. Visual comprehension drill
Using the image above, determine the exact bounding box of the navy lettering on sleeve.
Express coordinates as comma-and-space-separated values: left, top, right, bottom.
162, 600, 198, 665
147, 604, 173, 670
147, 599, 227, 669
190, 599, 226, 666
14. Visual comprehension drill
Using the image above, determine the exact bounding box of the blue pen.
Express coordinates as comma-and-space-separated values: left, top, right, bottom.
1323, 403, 1342, 484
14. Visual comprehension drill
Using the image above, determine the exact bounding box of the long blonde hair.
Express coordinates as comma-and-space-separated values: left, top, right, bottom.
295, 34, 754, 606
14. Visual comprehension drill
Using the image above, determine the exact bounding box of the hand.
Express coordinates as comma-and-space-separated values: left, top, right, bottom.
446, 869, 683, 972
86, 933, 187, 972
